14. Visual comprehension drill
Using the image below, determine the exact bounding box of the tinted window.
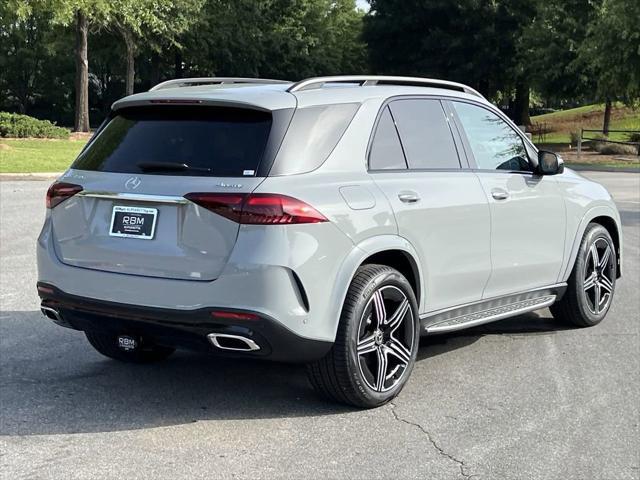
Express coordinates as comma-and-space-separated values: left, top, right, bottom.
453, 102, 530, 171
369, 107, 407, 170
72, 106, 272, 177
389, 99, 461, 169
270, 103, 359, 175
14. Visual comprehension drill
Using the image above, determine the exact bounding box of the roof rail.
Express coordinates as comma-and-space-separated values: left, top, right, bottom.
149, 77, 291, 91
286, 75, 484, 99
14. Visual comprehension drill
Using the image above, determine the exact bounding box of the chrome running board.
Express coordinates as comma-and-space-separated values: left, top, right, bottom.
421, 284, 565, 334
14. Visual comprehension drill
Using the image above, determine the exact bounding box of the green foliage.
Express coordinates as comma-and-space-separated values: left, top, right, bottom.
578, 0, 640, 106
184, 0, 366, 80
0, 112, 69, 138
519, 0, 600, 105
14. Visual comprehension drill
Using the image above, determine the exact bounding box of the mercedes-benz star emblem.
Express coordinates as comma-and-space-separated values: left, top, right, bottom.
125, 176, 142, 190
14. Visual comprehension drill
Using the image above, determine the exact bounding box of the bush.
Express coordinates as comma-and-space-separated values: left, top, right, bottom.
590, 134, 609, 152
0, 112, 69, 139
597, 143, 639, 156
627, 132, 640, 143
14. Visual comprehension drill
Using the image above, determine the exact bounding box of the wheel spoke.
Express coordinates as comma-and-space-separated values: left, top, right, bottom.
598, 276, 613, 294
589, 243, 600, 269
387, 298, 410, 333
357, 334, 377, 356
593, 282, 601, 313
583, 274, 597, 292
387, 339, 412, 366
375, 347, 388, 392
599, 245, 612, 270
372, 290, 387, 326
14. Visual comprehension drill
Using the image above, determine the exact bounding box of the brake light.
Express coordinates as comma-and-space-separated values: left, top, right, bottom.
46, 182, 83, 209
184, 193, 327, 225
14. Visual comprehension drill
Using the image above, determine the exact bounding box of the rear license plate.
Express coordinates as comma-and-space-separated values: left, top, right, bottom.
109, 206, 157, 240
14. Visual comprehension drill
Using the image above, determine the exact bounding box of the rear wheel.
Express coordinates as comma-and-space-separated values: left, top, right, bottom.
307, 264, 419, 408
551, 223, 616, 327
85, 331, 175, 363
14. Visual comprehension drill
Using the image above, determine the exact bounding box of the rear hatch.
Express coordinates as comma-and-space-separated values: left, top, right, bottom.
51, 105, 284, 281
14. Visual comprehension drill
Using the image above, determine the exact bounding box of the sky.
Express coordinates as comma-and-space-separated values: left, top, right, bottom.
356, 0, 370, 12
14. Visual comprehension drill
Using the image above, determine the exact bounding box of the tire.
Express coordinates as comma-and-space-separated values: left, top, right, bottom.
85, 331, 175, 363
551, 223, 617, 327
307, 264, 420, 408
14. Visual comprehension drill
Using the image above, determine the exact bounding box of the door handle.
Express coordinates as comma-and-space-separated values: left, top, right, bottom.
398, 192, 421, 203
491, 189, 509, 201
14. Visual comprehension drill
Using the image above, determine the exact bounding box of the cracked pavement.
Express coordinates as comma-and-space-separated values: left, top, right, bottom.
1, 171, 639, 479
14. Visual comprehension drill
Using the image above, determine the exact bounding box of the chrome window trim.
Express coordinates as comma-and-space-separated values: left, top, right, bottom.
77, 191, 189, 204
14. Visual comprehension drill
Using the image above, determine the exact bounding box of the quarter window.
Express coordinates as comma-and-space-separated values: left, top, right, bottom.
453, 102, 530, 172
388, 99, 461, 170
369, 106, 407, 170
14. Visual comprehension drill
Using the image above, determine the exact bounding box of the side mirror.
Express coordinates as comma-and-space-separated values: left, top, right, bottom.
537, 150, 563, 175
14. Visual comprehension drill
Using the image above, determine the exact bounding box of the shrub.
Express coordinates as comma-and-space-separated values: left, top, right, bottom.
0, 112, 69, 139
597, 143, 639, 156
590, 134, 609, 152
627, 132, 640, 143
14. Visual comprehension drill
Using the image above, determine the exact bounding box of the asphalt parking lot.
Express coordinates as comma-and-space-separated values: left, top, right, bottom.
1, 171, 638, 480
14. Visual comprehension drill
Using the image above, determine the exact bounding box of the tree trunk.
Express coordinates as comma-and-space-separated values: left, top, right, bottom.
513, 80, 531, 126
603, 98, 612, 135
122, 29, 136, 96
74, 10, 90, 132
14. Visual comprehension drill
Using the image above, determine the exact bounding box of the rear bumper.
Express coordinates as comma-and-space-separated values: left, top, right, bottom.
37, 283, 332, 363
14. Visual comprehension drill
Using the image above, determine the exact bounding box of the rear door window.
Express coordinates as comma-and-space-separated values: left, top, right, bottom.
389, 99, 461, 170
72, 106, 272, 177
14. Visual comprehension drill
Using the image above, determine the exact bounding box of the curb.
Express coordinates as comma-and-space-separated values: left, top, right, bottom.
567, 165, 640, 173
0, 172, 63, 181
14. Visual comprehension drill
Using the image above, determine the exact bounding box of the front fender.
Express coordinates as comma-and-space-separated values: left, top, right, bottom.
559, 204, 623, 281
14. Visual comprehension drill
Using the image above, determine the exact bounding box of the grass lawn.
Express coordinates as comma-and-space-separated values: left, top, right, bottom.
531, 103, 640, 144
0, 138, 87, 173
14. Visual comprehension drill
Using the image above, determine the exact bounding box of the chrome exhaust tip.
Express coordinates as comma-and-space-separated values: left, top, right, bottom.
41, 305, 63, 323
207, 333, 261, 352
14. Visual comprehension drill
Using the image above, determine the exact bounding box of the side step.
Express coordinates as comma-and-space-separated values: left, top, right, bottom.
421, 287, 563, 335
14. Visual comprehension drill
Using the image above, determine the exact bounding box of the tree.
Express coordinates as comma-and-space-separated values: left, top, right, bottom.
107, 0, 204, 95
578, 0, 640, 133
363, 0, 520, 104
181, 0, 366, 81
14, 0, 112, 131
0, 4, 51, 113
520, 0, 600, 108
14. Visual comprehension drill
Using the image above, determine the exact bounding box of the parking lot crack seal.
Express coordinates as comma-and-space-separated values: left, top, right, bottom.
390, 402, 476, 479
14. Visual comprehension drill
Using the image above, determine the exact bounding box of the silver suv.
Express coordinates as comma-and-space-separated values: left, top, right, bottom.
37, 76, 622, 407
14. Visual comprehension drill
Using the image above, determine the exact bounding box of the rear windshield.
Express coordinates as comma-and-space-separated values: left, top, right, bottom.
72, 106, 272, 177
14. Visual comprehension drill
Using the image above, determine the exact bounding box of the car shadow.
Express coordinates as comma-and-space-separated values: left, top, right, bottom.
1, 309, 571, 436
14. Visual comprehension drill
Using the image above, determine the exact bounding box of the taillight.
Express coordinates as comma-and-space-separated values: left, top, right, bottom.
46, 182, 83, 209
184, 193, 327, 224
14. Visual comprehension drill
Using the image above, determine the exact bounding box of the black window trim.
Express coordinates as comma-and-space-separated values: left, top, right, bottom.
366, 95, 472, 173
444, 98, 541, 176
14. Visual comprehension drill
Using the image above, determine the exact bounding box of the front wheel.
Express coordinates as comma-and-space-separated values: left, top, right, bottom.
551, 223, 617, 327
307, 264, 420, 408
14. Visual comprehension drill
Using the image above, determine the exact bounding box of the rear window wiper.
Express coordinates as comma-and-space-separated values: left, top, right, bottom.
137, 161, 212, 173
